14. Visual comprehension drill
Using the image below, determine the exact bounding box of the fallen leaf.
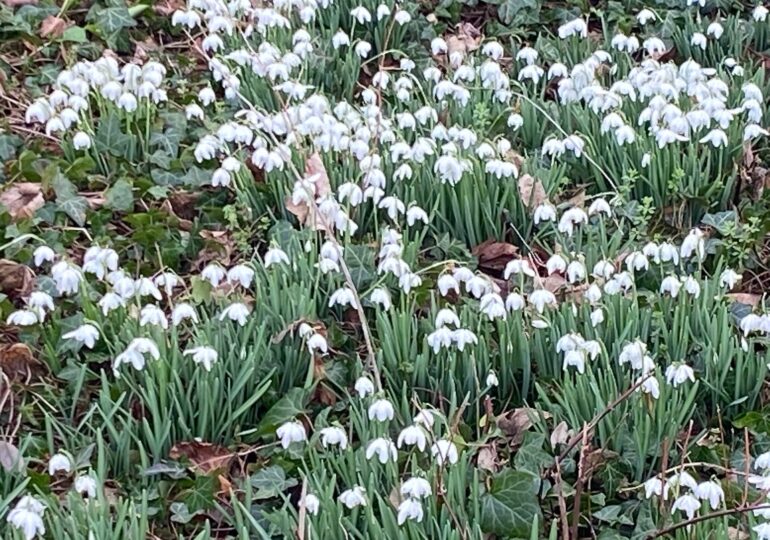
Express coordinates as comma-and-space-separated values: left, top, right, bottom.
152, 0, 185, 16
517, 174, 547, 209
542, 274, 567, 294
0, 441, 24, 473
169, 441, 234, 475
727, 526, 749, 540
286, 152, 332, 231
472, 240, 518, 273
39, 15, 69, 38
0, 183, 45, 221
477, 445, 498, 473
3, 0, 38, 6
0, 260, 35, 300
0, 343, 40, 380
498, 408, 551, 446
550, 421, 571, 448
726, 293, 762, 307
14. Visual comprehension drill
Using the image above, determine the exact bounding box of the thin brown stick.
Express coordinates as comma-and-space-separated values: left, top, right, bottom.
570, 425, 589, 539
296, 477, 307, 540
647, 502, 770, 539
554, 458, 570, 540
743, 428, 750, 506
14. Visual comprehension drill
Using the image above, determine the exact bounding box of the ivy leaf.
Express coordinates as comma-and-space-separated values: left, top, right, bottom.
480, 470, 542, 537
257, 388, 308, 433
701, 210, 737, 235
94, 113, 134, 160
105, 178, 134, 212
52, 173, 88, 226
0, 133, 22, 161
513, 433, 553, 475
250, 466, 298, 500
94, 6, 135, 33
497, 0, 539, 25
182, 475, 216, 514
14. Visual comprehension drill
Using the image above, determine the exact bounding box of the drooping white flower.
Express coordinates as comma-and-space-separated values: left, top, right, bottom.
329, 287, 358, 309
665, 363, 695, 387
401, 477, 432, 499
719, 269, 740, 290
301, 493, 320, 516
51, 261, 82, 296
6, 310, 38, 326
672, 494, 700, 520
218, 302, 250, 326
533, 203, 557, 224
339, 486, 366, 509
171, 303, 198, 326
201, 263, 226, 287
397, 425, 428, 452
227, 264, 254, 288
680, 228, 706, 260
6, 496, 46, 540
33, 246, 55, 267
276, 420, 306, 449
74, 473, 98, 498
183, 346, 218, 371
431, 439, 459, 466
365, 437, 398, 463
139, 304, 168, 329
643, 477, 664, 499
354, 376, 375, 398
486, 370, 499, 387
48, 453, 72, 475
63, 324, 99, 349
264, 247, 290, 269
529, 289, 556, 313
397, 498, 424, 525
368, 399, 395, 422
319, 426, 348, 450
694, 480, 724, 510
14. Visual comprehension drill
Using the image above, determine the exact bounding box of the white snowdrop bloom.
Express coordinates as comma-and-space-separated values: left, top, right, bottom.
699, 129, 728, 148
754, 5, 769, 21
354, 376, 375, 398
453, 267, 474, 283
749, 474, 770, 491
619, 341, 648, 370
185, 103, 204, 120
406, 205, 429, 226
211, 168, 231, 187
504, 259, 536, 279
369, 399, 395, 422
435, 308, 460, 329
71, 131, 91, 150
642, 242, 660, 261
7, 309, 38, 326
644, 477, 664, 499
641, 152, 652, 168
397, 498, 424, 525
640, 376, 660, 399
694, 480, 724, 510
741, 314, 762, 336
672, 494, 700, 520
74, 474, 97, 498
625, 252, 649, 272
682, 276, 701, 298
306, 333, 328, 355
660, 276, 682, 298
505, 293, 525, 312
744, 124, 770, 141
171, 9, 201, 28
6, 495, 46, 540
567, 261, 586, 284
133, 277, 160, 300
588, 198, 611, 217
584, 284, 602, 303
533, 202, 557, 224
707, 22, 723, 39
320, 426, 348, 450
394, 10, 411, 24
329, 287, 358, 309
558, 208, 588, 236
227, 264, 254, 288
615, 125, 636, 145
665, 363, 695, 387
402, 477, 432, 499
400, 272, 423, 294
139, 304, 168, 329
558, 18, 587, 39
658, 243, 680, 264
452, 329, 478, 351
33, 246, 55, 267
755, 452, 770, 471
354, 41, 371, 58
398, 425, 428, 452
691, 32, 707, 50
350, 6, 372, 23
302, 493, 320, 516
413, 409, 437, 429
592, 260, 615, 280
637, 8, 656, 24
376, 4, 390, 19
25, 99, 51, 124
63, 324, 99, 349
198, 87, 216, 106
591, 307, 605, 327
529, 289, 556, 313
755, 523, 770, 540
201, 263, 226, 287
482, 41, 504, 60
515, 46, 538, 65
430, 37, 448, 55
431, 439, 459, 466
546, 254, 567, 275
680, 229, 705, 260
183, 346, 218, 372
437, 274, 459, 296
153, 272, 180, 297
366, 437, 397, 464
339, 486, 367, 509
542, 138, 566, 158
486, 370, 499, 387
379, 196, 406, 220
171, 303, 197, 326
218, 302, 250, 326
117, 92, 137, 112
427, 327, 454, 353
99, 293, 125, 316
276, 420, 306, 449
563, 350, 587, 374
369, 288, 392, 311
48, 453, 72, 475
719, 269, 740, 289
51, 261, 82, 296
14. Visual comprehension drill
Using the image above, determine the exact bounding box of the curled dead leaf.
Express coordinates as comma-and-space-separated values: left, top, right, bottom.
0, 260, 35, 301
3, 0, 38, 6
550, 421, 572, 448
726, 293, 762, 307
517, 174, 547, 209
477, 445, 498, 473
444, 23, 482, 64
472, 240, 518, 273
0, 342, 41, 381
169, 441, 234, 475
39, 15, 70, 38
286, 152, 332, 231
498, 407, 551, 446
0, 183, 45, 221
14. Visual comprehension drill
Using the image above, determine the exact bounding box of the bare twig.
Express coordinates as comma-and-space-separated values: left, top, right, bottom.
553, 458, 570, 540
570, 424, 589, 539
647, 502, 770, 539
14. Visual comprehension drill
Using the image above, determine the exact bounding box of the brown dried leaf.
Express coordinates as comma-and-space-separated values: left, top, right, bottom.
39, 15, 69, 38
550, 421, 571, 448
517, 174, 547, 209
726, 293, 762, 307
286, 152, 333, 231
169, 441, 234, 475
0, 260, 35, 300
472, 239, 518, 273
443, 22, 482, 64
477, 445, 498, 473
0, 441, 24, 473
153, 0, 185, 16
3, 0, 38, 6
0, 342, 40, 380
0, 183, 45, 221
498, 408, 550, 446
542, 274, 567, 294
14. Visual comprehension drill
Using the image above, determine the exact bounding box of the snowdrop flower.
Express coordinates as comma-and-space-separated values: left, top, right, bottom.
320, 426, 348, 450
719, 269, 740, 289
171, 10, 201, 28
401, 477, 432, 499
486, 370, 499, 387
754, 523, 770, 540
753, 5, 769, 21
413, 410, 437, 429
339, 486, 366, 509
529, 289, 556, 313
306, 333, 328, 355
505, 293, 525, 312
558, 18, 587, 39
63, 324, 99, 349
584, 284, 602, 303
707, 22, 723, 39
619, 341, 647, 369
264, 247, 290, 268
660, 276, 682, 298
72, 131, 91, 150
211, 168, 231, 187
590, 308, 604, 327
171, 303, 198, 326
183, 346, 218, 371
431, 439, 459, 466
376, 4, 390, 19
515, 47, 538, 65
185, 104, 204, 120
672, 494, 700, 520
665, 471, 699, 496
592, 260, 615, 280
558, 208, 588, 236
567, 261, 586, 283
504, 259, 536, 279
406, 205, 429, 226
135, 278, 161, 300
452, 328, 478, 351
680, 229, 705, 260
227, 264, 254, 288
563, 350, 586, 373
369, 287, 392, 311
398, 425, 428, 452
640, 376, 660, 399
301, 494, 320, 516
691, 32, 707, 50
588, 198, 611, 217
437, 274, 459, 297
625, 252, 649, 272
534, 202, 557, 224
33, 246, 55, 266
435, 308, 461, 329
354, 41, 371, 58
198, 87, 216, 106
368, 399, 395, 422
366, 437, 397, 463
641, 153, 652, 168
74, 474, 97, 498
350, 6, 372, 23
644, 477, 664, 499
665, 363, 695, 387
329, 287, 358, 309
755, 452, 770, 471
699, 129, 728, 148
694, 480, 724, 510
51, 261, 82, 296
546, 254, 567, 275
394, 10, 411, 24
113, 338, 160, 372
6, 310, 38, 326
744, 124, 769, 141
99, 293, 125, 315
201, 263, 226, 287
218, 302, 250, 326
741, 314, 762, 336
139, 304, 168, 329
48, 453, 71, 475
355, 376, 375, 398
276, 420, 306, 449
682, 276, 701, 298
6, 496, 46, 540
397, 499, 424, 525
637, 9, 656, 25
